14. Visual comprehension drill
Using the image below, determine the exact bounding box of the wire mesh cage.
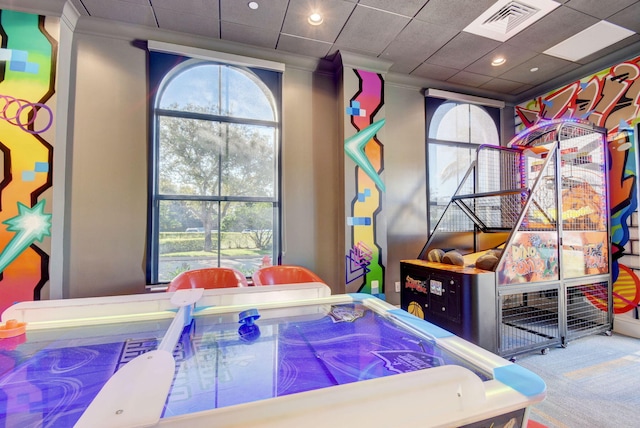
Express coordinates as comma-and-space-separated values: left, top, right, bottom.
566, 281, 611, 340
499, 288, 560, 356
408, 120, 612, 357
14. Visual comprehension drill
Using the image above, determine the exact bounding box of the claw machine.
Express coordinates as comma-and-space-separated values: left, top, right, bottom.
401, 119, 612, 357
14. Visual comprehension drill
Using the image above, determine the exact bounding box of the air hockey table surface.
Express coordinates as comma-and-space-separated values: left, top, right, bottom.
0, 283, 545, 427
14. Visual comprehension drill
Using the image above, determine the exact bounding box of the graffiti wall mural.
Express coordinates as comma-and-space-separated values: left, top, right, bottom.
516, 54, 640, 317
0, 10, 57, 314
344, 69, 386, 294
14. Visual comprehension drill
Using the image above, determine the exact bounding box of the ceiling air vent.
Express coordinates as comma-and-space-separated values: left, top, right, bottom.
464, 0, 560, 42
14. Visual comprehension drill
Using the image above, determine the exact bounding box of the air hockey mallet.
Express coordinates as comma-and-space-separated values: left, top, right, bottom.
74, 287, 204, 428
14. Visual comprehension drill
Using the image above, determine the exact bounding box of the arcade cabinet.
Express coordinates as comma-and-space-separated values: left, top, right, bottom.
401, 119, 612, 357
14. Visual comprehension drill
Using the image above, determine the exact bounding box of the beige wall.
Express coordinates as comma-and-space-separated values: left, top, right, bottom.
0, 1, 437, 300
281, 67, 343, 293
63, 29, 351, 297
384, 83, 429, 306
54, 14, 432, 300
69, 33, 148, 297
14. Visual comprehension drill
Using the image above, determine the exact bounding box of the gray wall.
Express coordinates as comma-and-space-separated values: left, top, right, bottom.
61, 22, 431, 301
4, 3, 486, 303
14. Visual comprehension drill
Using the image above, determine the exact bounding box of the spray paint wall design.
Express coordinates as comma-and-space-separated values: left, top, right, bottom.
516, 55, 640, 315
0, 10, 56, 314
344, 69, 385, 294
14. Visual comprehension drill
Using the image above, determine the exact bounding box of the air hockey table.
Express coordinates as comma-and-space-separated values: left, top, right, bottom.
0, 283, 546, 427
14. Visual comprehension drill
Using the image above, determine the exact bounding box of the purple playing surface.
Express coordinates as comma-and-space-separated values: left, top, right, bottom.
0, 303, 487, 424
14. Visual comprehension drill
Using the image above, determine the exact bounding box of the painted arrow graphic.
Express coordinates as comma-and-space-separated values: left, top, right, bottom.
344, 118, 386, 192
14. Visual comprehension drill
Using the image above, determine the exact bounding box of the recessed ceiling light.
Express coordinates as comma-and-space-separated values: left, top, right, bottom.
308, 12, 323, 26
491, 57, 506, 66
248, 1, 259, 10
530, 67, 539, 72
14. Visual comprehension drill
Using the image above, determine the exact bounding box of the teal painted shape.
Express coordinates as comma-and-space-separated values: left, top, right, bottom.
344, 119, 386, 192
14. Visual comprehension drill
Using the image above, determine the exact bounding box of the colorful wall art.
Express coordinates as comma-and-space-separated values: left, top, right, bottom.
516, 55, 640, 316
0, 10, 57, 314
343, 69, 386, 295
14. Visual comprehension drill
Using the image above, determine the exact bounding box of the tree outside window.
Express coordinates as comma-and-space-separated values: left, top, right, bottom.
149, 58, 281, 283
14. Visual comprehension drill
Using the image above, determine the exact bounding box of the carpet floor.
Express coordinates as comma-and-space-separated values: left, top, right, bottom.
516, 332, 640, 428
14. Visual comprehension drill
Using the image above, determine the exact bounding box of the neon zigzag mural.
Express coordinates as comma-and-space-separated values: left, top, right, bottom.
344, 69, 385, 292
0, 10, 55, 314
516, 55, 640, 315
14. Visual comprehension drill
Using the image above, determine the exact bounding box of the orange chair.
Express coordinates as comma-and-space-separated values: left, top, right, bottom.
167, 267, 248, 292
252, 265, 325, 286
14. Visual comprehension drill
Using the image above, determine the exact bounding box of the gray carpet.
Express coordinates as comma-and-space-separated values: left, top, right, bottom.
516, 333, 640, 428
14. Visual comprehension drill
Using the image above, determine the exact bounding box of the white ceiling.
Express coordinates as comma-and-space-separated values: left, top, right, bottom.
12, 0, 640, 103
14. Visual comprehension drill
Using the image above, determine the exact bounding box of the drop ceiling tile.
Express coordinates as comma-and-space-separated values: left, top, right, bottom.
150, 0, 218, 17
380, 19, 459, 73
358, 0, 429, 17
446, 71, 493, 87
607, 2, 640, 33
281, 0, 356, 43
498, 54, 578, 84
564, 0, 637, 19
220, 21, 279, 49
410, 62, 459, 80
424, 32, 501, 70
576, 34, 640, 65
80, 0, 156, 26
465, 44, 539, 77
277, 34, 333, 58
333, 5, 410, 55
506, 6, 599, 52
220, 0, 288, 30
414, 0, 497, 30
480, 78, 531, 94
155, 7, 219, 38
545, 20, 635, 61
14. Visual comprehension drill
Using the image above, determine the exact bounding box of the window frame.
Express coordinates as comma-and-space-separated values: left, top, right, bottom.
425, 97, 501, 234
147, 55, 282, 284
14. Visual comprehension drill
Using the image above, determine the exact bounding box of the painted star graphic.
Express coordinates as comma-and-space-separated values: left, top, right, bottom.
344, 119, 386, 192
0, 199, 52, 273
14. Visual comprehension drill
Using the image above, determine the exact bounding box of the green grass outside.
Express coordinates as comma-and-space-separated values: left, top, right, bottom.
162, 248, 270, 257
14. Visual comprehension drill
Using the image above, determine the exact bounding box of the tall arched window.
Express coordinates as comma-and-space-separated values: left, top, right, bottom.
148, 52, 282, 284
426, 98, 500, 232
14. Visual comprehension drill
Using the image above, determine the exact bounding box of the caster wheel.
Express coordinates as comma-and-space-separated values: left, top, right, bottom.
541, 348, 549, 355
604, 330, 612, 337
561, 343, 568, 348
509, 356, 517, 363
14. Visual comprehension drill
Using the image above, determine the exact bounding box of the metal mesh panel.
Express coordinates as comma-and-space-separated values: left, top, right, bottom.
476, 146, 522, 193
435, 202, 476, 232
499, 289, 560, 356
521, 149, 557, 231
455, 193, 525, 230
566, 281, 611, 339
559, 128, 607, 231
559, 122, 598, 141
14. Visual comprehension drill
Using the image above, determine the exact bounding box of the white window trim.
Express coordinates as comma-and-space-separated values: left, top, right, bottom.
425, 88, 505, 109
148, 40, 285, 72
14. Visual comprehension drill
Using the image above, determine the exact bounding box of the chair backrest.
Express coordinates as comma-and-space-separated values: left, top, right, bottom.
252, 265, 324, 286
167, 267, 248, 292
